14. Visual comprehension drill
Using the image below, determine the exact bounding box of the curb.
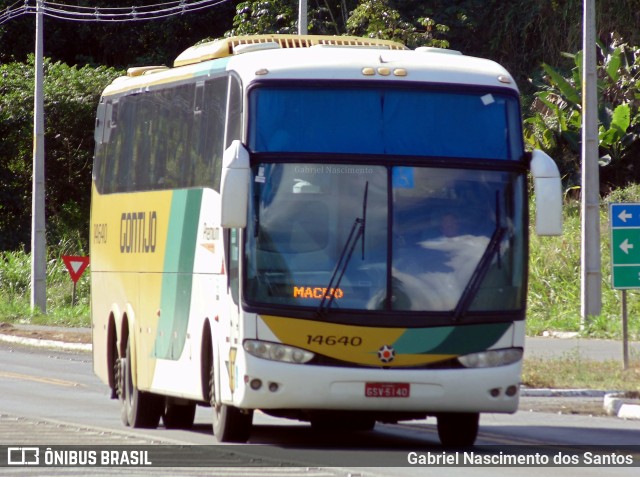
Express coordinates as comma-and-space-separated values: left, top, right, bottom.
0, 332, 92, 352
520, 388, 606, 398
603, 393, 640, 420
521, 387, 640, 420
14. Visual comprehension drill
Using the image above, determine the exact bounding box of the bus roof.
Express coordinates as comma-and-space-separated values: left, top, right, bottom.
101, 35, 518, 96
174, 34, 407, 67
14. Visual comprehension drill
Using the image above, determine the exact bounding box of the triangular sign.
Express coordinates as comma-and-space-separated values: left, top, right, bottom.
62, 255, 90, 284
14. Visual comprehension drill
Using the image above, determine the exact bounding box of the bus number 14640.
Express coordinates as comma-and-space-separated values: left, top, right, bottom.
306, 335, 362, 346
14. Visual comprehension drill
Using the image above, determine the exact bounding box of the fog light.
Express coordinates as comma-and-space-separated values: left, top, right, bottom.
268, 382, 279, 392
490, 387, 501, 398
250, 379, 262, 390
506, 385, 518, 397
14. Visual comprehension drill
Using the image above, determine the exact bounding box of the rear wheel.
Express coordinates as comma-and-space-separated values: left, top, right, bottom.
120, 338, 163, 428
209, 365, 252, 442
437, 412, 480, 447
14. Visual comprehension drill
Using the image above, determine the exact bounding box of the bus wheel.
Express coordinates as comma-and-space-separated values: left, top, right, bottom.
437, 412, 479, 447
212, 404, 253, 443
120, 338, 163, 428
209, 366, 253, 442
163, 400, 196, 429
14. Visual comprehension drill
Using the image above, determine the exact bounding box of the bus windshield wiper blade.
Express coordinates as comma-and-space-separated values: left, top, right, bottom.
453, 225, 506, 321
317, 182, 368, 316
453, 191, 506, 321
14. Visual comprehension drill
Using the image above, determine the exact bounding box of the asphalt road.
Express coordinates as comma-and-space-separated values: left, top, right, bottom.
0, 337, 639, 477
524, 335, 640, 363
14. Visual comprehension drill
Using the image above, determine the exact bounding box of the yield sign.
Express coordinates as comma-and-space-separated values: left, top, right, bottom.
62, 255, 90, 284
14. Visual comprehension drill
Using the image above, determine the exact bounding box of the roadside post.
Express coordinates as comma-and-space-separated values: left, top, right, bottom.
609, 203, 640, 369
61, 256, 90, 306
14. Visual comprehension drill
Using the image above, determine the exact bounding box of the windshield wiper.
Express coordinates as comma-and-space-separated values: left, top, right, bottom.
317, 182, 368, 316
453, 191, 507, 321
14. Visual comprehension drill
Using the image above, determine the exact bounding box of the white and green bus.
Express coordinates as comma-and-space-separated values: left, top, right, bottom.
91, 34, 562, 446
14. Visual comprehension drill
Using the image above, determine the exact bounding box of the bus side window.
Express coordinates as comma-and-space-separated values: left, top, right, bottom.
225, 75, 242, 149
203, 77, 229, 192
227, 228, 240, 304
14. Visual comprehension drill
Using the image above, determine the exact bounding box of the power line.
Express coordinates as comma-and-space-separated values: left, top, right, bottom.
0, 0, 233, 25
0, 0, 29, 25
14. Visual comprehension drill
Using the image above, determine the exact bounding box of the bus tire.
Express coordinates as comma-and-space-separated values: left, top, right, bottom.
437, 412, 479, 447
120, 338, 163, 429
209, 366, 252, 442
212, 404, 253, 443
163, 400, 196, 429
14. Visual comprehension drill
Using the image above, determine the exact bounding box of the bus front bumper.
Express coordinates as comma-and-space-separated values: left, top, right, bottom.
232, 354, 522, 414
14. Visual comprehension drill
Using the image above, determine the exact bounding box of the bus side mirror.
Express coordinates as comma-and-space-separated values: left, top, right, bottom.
220, 140, 250, 228
530, 149, 562, 236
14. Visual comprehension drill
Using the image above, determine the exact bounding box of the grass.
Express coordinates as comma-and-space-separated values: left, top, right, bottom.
522, 353, 640, 392
528, 186, 640, 340
0, 250, 90, 328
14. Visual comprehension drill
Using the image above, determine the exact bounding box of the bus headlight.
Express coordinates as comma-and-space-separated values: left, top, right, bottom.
244, 340, 315, 364
457, 348, 523, 368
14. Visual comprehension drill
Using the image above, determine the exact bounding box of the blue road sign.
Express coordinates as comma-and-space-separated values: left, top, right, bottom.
610, 203, 640, 289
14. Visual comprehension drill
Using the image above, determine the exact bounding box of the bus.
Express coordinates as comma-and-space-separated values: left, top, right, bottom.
91, 34, 562, 447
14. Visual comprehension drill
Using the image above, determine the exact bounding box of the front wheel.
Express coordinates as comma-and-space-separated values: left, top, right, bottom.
437, 412, 480, 447
209, 365, 252, 442
120, 338, 163, 429
212, 403, 253, 443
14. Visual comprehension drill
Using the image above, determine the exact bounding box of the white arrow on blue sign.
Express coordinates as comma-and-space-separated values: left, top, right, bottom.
611, 204, 640, 227
610, 203, 640, 289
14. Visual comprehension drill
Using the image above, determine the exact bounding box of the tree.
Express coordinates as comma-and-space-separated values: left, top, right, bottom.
345, 0, 448, 48
226, 0, 356, 37
0, 0, 240, 67
524, 34, 640, 190
227, 0, 297, 36
0, 57, 122, 252
226, 0, 449, 48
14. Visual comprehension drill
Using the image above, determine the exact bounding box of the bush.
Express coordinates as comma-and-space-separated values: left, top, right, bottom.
0, 57, 122, 252
524, 35, 640, 191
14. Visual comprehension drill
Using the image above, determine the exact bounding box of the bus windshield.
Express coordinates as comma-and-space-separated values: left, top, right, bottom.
249, 85, 522, 159
244, 164, 526, 317
244, 84, 526, 321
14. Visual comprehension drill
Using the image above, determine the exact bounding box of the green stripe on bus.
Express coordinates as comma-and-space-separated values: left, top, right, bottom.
393, 322, 511, 356
196, 56, 230, 76
154, 189, 203, 360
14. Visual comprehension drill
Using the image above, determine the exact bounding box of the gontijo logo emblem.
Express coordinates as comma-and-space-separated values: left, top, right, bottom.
377, 344, 396, 363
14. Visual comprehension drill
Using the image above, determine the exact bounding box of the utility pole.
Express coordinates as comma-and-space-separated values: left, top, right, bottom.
581, 0, 601, 323
298, 0, 307, 35
31, 0, 47, 313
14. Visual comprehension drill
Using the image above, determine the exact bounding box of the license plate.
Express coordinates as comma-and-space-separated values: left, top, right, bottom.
365, 382, 410, 398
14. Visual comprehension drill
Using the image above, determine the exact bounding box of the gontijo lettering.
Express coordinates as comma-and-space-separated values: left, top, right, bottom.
120, 211, 157, 253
